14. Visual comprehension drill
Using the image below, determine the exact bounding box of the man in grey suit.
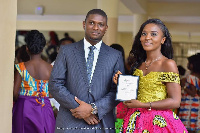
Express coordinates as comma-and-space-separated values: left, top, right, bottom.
49, 9, 125, 133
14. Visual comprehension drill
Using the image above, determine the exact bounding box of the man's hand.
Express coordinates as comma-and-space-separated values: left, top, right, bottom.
70, 97, 92, 119
84, 114, 100, 125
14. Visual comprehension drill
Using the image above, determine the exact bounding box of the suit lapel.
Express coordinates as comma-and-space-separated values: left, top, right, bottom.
73, 40, 89, 87
91, 43, 109, 86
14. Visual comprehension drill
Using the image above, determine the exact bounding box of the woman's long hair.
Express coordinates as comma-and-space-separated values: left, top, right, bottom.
129, 18, 173, 74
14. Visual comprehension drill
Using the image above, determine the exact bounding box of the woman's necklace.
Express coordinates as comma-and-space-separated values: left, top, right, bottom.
145, 55, 162, 70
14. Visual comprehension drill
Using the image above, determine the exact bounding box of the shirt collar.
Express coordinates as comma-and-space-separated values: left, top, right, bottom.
84, 37, 102, 51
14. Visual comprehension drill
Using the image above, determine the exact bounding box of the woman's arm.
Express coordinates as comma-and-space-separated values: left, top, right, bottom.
13, 68, 22, 102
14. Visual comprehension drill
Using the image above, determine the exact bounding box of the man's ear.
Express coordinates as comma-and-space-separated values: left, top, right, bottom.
83, 21, 86, 30
105, 25, 108, 33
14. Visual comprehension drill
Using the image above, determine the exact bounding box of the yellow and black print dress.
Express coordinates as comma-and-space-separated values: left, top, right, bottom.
121, 69, 188, 133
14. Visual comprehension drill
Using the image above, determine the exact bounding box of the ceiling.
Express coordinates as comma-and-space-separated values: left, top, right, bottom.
120, 0, 200, 36
122, 0, 200, 23
17, 0, 200, 39
149, 0, 200, 2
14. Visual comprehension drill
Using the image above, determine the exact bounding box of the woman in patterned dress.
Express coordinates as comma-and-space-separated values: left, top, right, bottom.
179, 53, 200, 133
113, 19, 188, 133
12, 30, 55, 133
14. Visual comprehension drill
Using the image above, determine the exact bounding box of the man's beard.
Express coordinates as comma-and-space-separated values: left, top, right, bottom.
89, 37, 101, 42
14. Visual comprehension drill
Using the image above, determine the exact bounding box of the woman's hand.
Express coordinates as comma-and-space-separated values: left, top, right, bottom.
113, 70, 122, 85
123, 99, 143, 108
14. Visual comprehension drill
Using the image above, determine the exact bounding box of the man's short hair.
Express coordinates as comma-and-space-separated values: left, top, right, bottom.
85, 9, 107, 23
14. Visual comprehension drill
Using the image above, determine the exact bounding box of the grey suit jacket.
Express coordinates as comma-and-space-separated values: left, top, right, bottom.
49, 39, 125, 133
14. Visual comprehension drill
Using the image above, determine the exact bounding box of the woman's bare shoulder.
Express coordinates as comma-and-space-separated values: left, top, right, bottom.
162, 58, 178, 73
41, 60, 52, 72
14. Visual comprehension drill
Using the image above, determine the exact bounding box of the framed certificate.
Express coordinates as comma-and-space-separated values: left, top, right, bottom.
116, 75, 139, 101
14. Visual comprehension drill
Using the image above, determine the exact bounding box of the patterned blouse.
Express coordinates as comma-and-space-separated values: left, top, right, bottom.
133, 69, 180, 103
15, 62, 49, 107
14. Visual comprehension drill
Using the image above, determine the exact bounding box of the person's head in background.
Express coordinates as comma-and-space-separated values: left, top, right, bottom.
49, 31, 59, 46
15, 47, 20, 63
187, 53, 200, 74
129, 18, 172, 71
15, 45, 30, 63
64, 32, 75, 43
110, 43, 131, 74
49, 37, 75, 63
178, 65, 186, 76
59, 37, 75, 46
110, 43, 125, 62
83, 9, 108, 45
25, 30, 46, 56
56, 37, 75, 52
64, 32, 69, 38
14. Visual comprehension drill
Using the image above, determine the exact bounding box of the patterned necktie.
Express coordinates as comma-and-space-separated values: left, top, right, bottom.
86, 46, 95, 83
